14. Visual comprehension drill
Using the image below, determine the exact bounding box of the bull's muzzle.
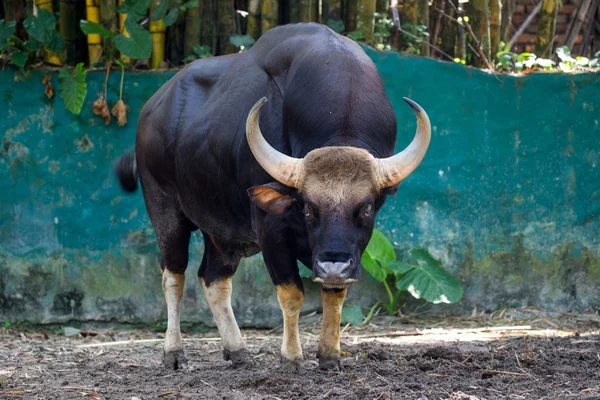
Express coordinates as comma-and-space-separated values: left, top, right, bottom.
313, 259, 358, 287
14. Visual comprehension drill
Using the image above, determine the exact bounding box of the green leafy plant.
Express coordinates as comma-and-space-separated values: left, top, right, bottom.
151, 0, 199, 28
349, 229, 462, 323
326, 18, 345, 34
183, 44, 213, 62
496, 42, 599, 73
58, 62, 87, 115
1, 15, 60, 69
400, 24, 429, 55
373, 12, 394, 51
346, 30, 365, 41
23, 9, 64, 54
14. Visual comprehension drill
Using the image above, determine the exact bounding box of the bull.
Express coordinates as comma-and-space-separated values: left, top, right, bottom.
115, 23, 430, 371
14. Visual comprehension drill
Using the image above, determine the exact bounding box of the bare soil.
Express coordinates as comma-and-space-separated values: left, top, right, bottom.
1, 315, 599, 399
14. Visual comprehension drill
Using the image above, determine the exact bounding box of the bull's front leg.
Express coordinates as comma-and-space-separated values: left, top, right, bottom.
318, 287, 348, 370
276, 284, 305, 370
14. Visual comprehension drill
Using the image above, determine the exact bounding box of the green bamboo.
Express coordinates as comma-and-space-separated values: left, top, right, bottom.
247, 0, 261, 40
59, 0, 79, 65
101, 0, 118, 34
535, 0, 558, 57
489, 0, 501, 57
184, 3, 201, 58
217, 0, 235, 55
467, 0, 490, 67
261, 0, 278, 33
356, 0, 376, 42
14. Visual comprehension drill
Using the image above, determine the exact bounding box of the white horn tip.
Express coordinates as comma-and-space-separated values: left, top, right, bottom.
402, 97, 424, 114
251, 97, 268, 113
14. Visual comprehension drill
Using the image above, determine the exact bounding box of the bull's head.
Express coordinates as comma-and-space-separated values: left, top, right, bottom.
246, 97, 431, 288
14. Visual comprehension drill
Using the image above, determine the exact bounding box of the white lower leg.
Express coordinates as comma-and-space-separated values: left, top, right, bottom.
276, 285, 304, 361
200, 277, 245, 353
163, 269, 185, 354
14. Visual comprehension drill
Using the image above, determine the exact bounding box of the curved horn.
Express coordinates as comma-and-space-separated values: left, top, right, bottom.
246, 97, 303, 188
376, 97, 431, 188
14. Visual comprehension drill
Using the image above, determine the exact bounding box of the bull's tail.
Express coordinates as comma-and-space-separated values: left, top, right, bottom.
115, 152, 138, 192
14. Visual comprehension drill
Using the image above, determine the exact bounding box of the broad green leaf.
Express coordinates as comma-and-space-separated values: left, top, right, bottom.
341, 304, 364, 325
150, 0, 170, 21
0, 20, 16, 52
535, 58, 554, 69
80, 20, 115, 39
11, 51, 28, 68
23, 10, 64, 53
590, 58, 598, 68
115, 20, 152, 59
326, 18, 345, 33
364, 229, 396, 266
163, 8, 180, 27
575, 56, 589, 67
298, 263, 313, 279
24, 38, 41, 52
395, 248, 462, 304
59, 63, 88, 115
385, 260, 415, 275
117, 0, 153, 22
361, 250, 387, 282
229, 34, 255, 49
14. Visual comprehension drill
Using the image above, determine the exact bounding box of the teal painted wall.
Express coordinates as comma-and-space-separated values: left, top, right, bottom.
1, 49, 599, 326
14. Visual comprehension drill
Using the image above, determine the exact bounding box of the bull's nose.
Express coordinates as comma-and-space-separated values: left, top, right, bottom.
314, 259, 354, 285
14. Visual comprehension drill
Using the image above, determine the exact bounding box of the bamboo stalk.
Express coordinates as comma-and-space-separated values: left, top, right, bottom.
581, 0, 598, 56
59, 0, 79, 65
101, 0, 118, 34
184, 4, 201, 58
247, 0, 261, 40
261, 0, 278, 33
86, 0, 102, 65
376, 0, 389, 14
149, 1, 165, 68
217, 0, 235, 55
322, 0, 342, 23
356, 0, 376, 42
346, 0, 358, 31
467, 0, 491, 67
500, 0, 515, 43
292, 0, 319, 23
439, 0, 457, 58
535, 0, 559, 57
117, 0, 132, 64
35, 0, 62, 65
489, 0, 501, 58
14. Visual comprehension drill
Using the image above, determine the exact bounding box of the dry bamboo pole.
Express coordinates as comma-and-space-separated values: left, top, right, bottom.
564, 0, 593, 50
35, 0, 62, 65
291, 0, 319, 22
261, 0, 278, 33
489, 0, 501, 57
247, 0, 261, 40
149, 1, 165, 68
117, 0, 132, 64
535, 0, 558, 56
86, 0, 102, 65
356, 0, 376, 42
466, 0, 490, 67
184, 3, 201, 58
580, 0, 598, 56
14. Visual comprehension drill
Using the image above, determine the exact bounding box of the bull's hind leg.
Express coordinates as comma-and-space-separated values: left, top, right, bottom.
198, 235, 251, 366
141, 176, 194, 370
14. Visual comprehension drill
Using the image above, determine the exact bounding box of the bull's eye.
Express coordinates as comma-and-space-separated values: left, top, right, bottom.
304, 208, 311, 218
363, 204, 372, 217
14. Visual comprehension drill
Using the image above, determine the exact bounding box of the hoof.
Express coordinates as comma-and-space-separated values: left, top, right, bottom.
281, 356, 304, 372
319, 357, 342, 371
163, 350, 187, 370
223, 348, 253, 367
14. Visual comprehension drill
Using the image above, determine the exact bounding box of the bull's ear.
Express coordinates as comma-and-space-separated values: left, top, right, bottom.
248, 184, 297, 216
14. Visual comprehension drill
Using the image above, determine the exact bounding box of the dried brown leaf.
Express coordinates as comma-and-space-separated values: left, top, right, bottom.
111, 100, 127, 127
7, 390, 25, 395
93, 95, 111, 125
79, 392, 101, 398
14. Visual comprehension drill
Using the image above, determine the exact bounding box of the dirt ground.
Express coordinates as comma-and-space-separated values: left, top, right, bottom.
1, 311, 599, 400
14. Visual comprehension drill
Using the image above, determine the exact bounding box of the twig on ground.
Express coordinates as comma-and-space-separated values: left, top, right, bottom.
480, 369, 528, 376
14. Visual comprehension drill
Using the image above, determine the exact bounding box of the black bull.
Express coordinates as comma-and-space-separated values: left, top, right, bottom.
115, 23, 431, 371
